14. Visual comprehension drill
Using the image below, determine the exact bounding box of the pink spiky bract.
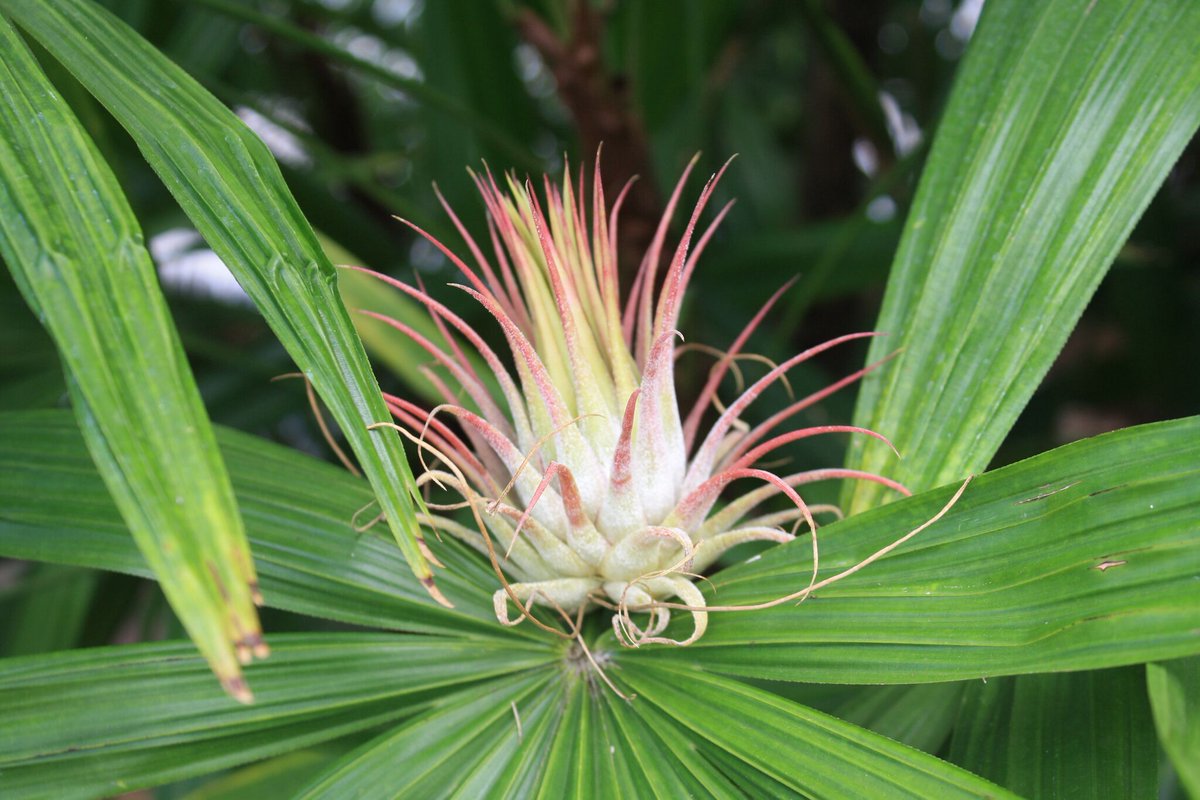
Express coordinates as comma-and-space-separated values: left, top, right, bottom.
354, 155, 910, 646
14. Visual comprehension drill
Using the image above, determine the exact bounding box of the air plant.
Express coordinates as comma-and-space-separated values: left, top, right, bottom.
352, 155, 932, 650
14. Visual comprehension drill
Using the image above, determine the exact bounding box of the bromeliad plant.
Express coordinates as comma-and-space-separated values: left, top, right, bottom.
1, 0, 1199, 798
354, 158, 921, 652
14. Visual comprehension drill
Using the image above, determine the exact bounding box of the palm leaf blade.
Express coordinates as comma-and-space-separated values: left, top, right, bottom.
621, 661, 1016, 798
844, 0, 1200, 511
0, 634, 554, 799
0, 15, 259, 696
646, 417, 1200, 682
0, 410, 520, 637
0, 0, 442, 601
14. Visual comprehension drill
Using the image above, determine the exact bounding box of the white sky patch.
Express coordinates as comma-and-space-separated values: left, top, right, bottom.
951, 0, 985, 41
919, 0, 953, 26
151, 228, 253, 307
373, 0, 422, 28
852, 137, 879, 178
331, 28, 423, 82
347, 32, 383, 62
328, 27, 423, 106
514, 43, 556, 99
880, 91, 923, 156
866, 195, 897, 223
410, 236, 446, 273
381, 48, 421, 81
236, 106, 311, 167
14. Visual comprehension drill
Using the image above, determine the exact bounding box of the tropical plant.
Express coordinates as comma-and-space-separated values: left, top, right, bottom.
0, 0, 1198, 798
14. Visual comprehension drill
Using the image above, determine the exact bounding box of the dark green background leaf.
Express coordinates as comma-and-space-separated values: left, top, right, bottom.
1147, 657, 1200, 797
948, 667, 1156, 799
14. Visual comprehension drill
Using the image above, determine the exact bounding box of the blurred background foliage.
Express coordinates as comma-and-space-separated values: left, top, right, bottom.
1, 0, 1196, 687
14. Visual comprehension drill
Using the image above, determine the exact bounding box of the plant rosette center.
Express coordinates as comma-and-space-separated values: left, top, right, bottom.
356, 156, 909, 648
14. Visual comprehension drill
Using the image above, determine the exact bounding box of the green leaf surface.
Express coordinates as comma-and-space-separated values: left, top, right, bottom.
0, 410, 529, 639
294, 670, 553, 799
844, 0, 1200, 512
0, 633, 554, 800
642, 417, 1200, 683
0, 0, 441, 601
1, 565, 98, 657
948, 667, 1157, 799
593, 692, 656, 799
534, 677, 595, 800
0, 15, 260, 695
1148, 657, 1200, 797
483, 675, 569, 799
833, 683, 964, 755
694, 741, 798, 798
620, 661, 1016, 798
181, 746, 358, 800
605, 687, 744, 798
448, 682, 565, 800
